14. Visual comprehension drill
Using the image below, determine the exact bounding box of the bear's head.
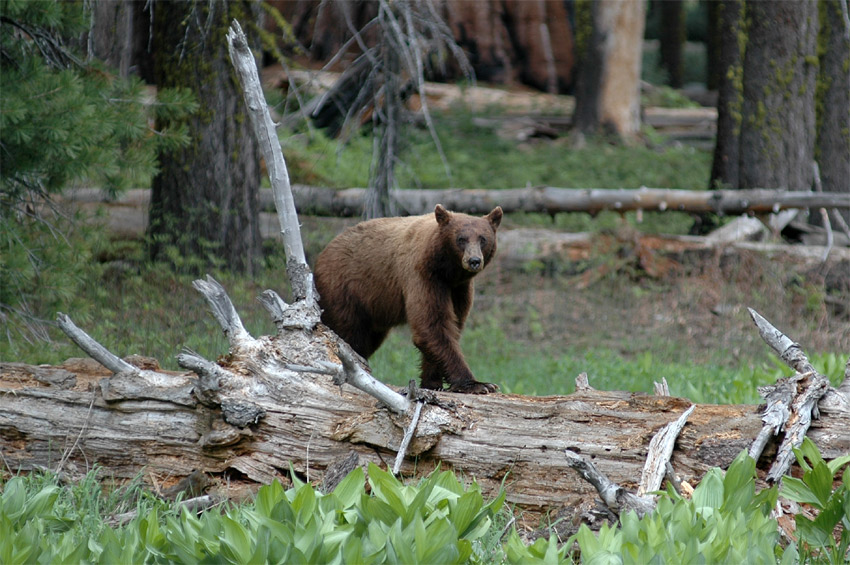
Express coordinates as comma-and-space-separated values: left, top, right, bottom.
435, 204, 503, 274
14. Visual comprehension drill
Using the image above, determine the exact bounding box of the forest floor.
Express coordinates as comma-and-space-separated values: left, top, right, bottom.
57, 189, 850, 400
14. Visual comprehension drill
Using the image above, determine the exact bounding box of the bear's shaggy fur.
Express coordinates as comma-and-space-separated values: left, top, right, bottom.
314, 204, 503, 394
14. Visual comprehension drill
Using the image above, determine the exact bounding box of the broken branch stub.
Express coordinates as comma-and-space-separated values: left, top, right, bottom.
564, 450, 656, 518
192, 275, 253, 345
57, 313, 136, 375
746, 309, 833, 481
638, 405, 694, 496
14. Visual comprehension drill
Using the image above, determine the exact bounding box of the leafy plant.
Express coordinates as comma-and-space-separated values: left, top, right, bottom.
1, 463, 506, 564
505, 451, 790, 564
781, 437, 850, 563
577, 451, 788, 564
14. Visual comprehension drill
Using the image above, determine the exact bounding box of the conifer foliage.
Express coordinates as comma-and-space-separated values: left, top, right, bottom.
0, 0, 194, 341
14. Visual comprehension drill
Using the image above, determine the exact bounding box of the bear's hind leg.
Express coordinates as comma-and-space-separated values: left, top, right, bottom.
343, 327, 388, 359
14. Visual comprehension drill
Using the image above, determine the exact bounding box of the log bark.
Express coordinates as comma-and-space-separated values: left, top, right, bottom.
284, 185, 850, 217
62, 184, 850, 218
2, 338, 848, 518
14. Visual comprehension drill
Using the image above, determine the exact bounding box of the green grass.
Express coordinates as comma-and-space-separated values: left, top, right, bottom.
371, 320, 847, 405
282, 111, 712, 192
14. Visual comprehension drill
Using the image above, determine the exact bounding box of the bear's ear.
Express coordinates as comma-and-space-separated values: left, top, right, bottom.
486, 206, 503, 229
435, 204, 451, 226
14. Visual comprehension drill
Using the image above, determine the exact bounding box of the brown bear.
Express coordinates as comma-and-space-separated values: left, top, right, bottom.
314, 204, 503, 394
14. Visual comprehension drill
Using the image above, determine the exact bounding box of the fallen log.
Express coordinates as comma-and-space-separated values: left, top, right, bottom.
285, 185, 850, 217
60, 185, 850, 221
2, 307, 848, 519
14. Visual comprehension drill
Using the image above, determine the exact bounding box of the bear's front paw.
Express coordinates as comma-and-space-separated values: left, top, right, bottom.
448, 381, 500, 394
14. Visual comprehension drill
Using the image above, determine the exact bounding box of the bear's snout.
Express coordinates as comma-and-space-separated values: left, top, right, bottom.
466, 256, 482, 271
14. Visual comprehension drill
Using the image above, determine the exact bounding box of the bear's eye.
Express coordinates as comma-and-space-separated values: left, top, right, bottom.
457, 236, 468, 246
479, 236, 487, 246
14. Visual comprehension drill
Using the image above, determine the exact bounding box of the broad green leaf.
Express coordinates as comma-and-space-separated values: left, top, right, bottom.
584, 550, 623, 565
795, 515, 831, 548
341, 534, 363, 565
255, 480, 286, 517
812, 493, 846, 537
332, 467, 365, 509
219, 515, 252, 563
363, 495, 399, 526
827, 454, 850, 477
1, 478, 27, 522
419, 516, 459, 562
721, 451, 756, 513
431, 469, 465, 496
795, 437, 825, 470
403, 478, 434, 526
781, 476, 822, 507
452, 489, 483, 537
693, 468, 724, 510
292, 483, 317, 526
576, 523, 602, 555
139, 507, 167, 557
414, 514, 429, 562
386, 520, 415, 565
21, 485, 60, 521
807, 462, 835, 508
485, 488, 508, 515
247, 526, 271, 565
366, 517, 389, 553
778, 539, 799, 565
51, 536, 91, 565
427, 485, 462, 510
289, 462, 306, 490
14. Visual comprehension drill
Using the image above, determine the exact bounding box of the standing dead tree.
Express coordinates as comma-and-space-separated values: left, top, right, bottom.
302, 0, 472, 218
1, 21, 849, 527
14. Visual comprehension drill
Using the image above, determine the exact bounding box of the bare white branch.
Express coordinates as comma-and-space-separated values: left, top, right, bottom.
56, 313, 136, 374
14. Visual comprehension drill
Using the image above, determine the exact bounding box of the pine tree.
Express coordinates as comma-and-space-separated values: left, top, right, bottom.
0, 0, 193, 342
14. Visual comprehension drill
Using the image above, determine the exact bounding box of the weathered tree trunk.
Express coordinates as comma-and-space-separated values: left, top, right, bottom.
709, 0, 744, 190
705, 1, 722, 91
573, 0, 645, 139
147, 0, 263, 274
738, 0, 818, 191
815, 0, 850, 223
80, 0, 134, 77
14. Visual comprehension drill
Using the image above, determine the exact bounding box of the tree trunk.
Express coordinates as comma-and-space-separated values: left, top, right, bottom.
709, 0, 744, 190
498, 0, 575, 93
81, 0, 134, 77
573, 0, 645, 139
705, 0, 722, 91
815, 0, 850, 223
738, 0, 818, 191
147, 0, 262, 274
269, 0, 576, 93
658, 0, 685, 88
